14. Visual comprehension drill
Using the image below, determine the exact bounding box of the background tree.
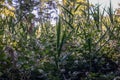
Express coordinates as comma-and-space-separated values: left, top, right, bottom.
0, 0, 15, 17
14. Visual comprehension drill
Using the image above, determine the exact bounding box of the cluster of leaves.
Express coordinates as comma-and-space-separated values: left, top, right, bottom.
0, 0, 15, 17
0, 0, 120, 80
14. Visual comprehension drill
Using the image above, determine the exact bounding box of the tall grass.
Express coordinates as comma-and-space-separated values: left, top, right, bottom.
0, 0, 120, 80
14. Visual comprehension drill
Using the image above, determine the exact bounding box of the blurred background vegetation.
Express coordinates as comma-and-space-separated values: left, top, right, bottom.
0, 0, 120, 80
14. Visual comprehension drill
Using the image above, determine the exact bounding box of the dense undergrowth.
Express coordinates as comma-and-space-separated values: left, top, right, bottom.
0, 1, 120, 80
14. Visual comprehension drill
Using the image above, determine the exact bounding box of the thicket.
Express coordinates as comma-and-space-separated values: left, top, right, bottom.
0, 0, 120, 80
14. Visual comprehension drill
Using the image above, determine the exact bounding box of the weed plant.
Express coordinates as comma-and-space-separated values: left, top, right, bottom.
0, 0, 120, 80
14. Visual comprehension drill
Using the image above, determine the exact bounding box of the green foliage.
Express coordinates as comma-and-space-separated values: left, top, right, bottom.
0, 0, 120, 80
